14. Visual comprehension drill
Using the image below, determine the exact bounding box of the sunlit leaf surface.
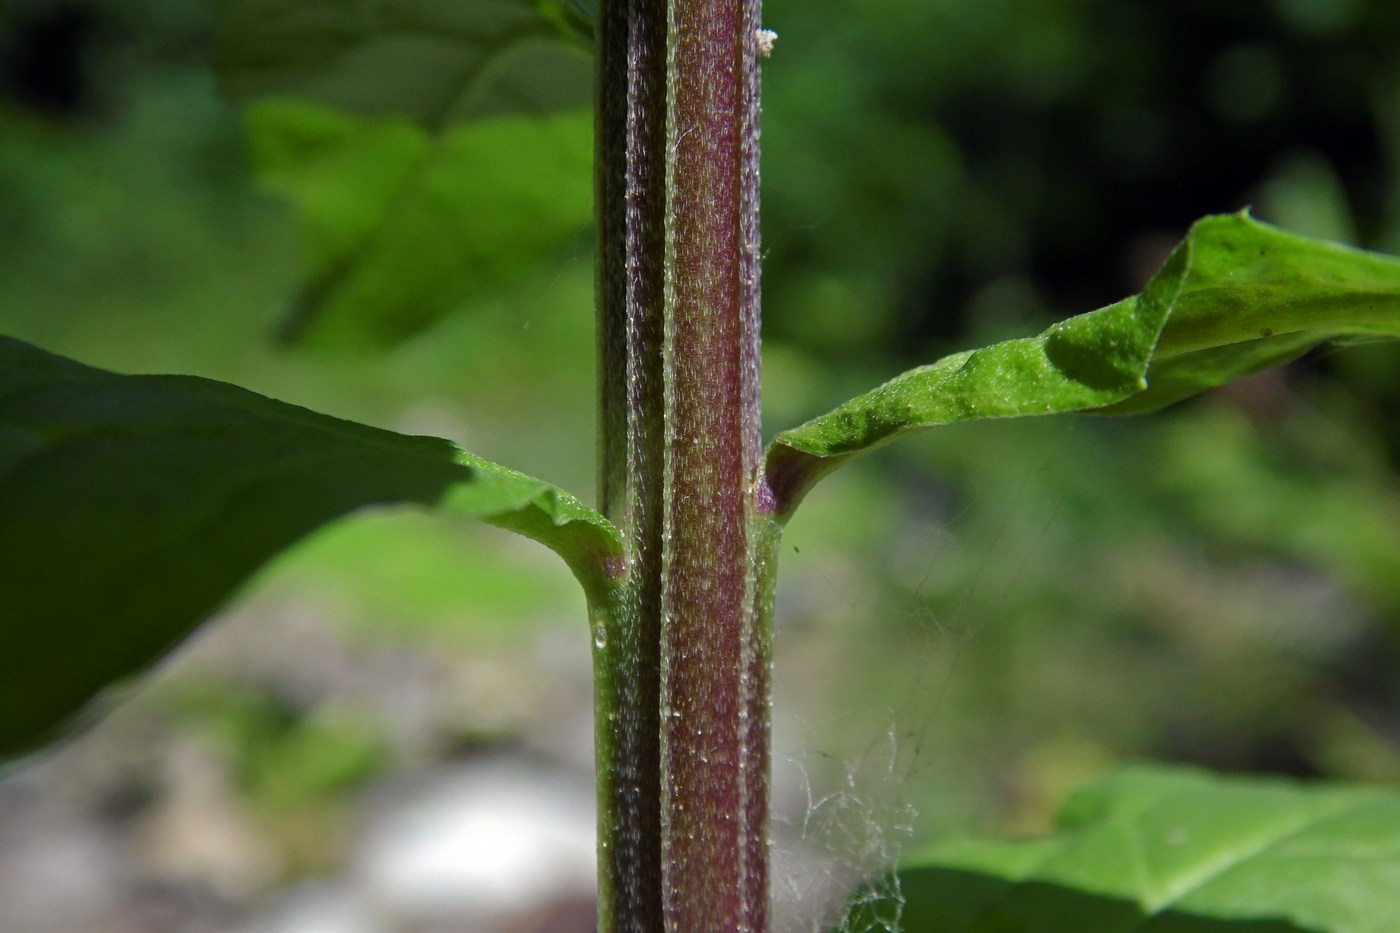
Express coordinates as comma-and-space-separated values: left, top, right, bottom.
766, 214, 1400, 514
847, 765, 1400, 933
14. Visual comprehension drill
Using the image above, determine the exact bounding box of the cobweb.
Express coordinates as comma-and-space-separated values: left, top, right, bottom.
767, 533, 982, 932
767, 466, 1050, 933
771, 724, 921, 931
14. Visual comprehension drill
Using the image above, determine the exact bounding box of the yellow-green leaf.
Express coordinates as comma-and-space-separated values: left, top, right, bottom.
766, 214, 1400, 516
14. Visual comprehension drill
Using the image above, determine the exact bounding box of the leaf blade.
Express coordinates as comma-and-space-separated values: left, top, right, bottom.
846, 765, 1400, 933
0, 337, 620, 761
766, 214, 1400, 515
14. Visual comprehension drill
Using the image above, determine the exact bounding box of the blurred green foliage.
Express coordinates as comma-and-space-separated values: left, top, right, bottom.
217, 0, 594, 344
215, 0, 591, 124
248, 101, 592, 346
171, 682, 391, 812
2, 0, 1400, 885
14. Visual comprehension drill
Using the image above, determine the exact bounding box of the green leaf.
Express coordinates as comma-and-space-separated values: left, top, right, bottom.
248, 100, 593, 346
845, 765, 1400, 933
217, 0, 594, 346
765, 213, 1400, 515
0, 337, 620, 761
216, 0, 591, 128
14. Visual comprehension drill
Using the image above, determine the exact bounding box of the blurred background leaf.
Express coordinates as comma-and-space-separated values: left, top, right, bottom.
215, 0, 591, 126
216, 0, 593, 345
248, 100, 592, 346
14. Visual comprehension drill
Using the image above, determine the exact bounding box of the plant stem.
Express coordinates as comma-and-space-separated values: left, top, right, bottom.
594, 0, 771, 928
595, 0, 667, 925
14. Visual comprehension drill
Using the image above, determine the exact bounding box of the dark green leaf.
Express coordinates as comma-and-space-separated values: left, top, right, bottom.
765, 213, 1400, 515
248, 100, 592, 347
846, 765, 1400, 933
216, 0, 591, 128
0, 337, 620, 761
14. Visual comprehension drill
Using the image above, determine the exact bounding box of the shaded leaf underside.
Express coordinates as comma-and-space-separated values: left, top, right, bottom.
0, 337, 619, 761
855, 765, 1400, 933
765, 213, 1400, 515
216, 0, 592, 128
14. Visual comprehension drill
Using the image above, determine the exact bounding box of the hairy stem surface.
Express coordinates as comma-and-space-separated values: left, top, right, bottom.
594, 0, 772, 928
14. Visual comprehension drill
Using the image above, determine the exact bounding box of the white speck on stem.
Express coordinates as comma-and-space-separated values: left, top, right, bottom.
756, 28, 778, 58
